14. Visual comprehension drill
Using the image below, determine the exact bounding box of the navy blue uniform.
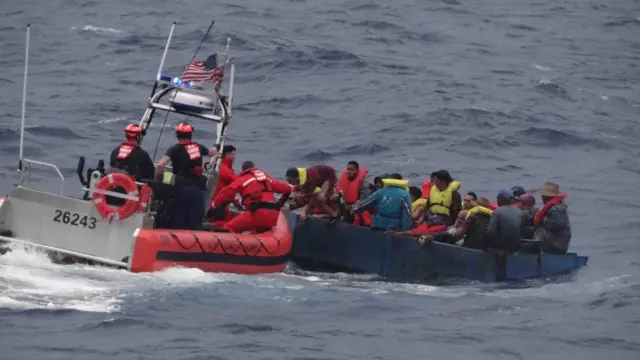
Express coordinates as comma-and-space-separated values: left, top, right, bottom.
165, 141, 210, 230
109, 141, 154, 181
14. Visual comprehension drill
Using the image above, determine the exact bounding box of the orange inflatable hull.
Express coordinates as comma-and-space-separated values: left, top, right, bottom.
129, 211, 292, 274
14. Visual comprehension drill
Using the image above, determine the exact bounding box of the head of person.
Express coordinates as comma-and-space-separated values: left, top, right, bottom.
538, 182, 562, 204
389, 173, 403, 180
477, 197, 491, 208
497, 189, 514, 207
519, 193, 536, 210
175, 122, 194, 141
409, 186, 422, 202
431, 170, 453, 191
285, 168, 300, 185
346, 161, 359, 180
511, 185, 526, 200
222, 145, 236, 163
241, 161, 255, 172
124, 124, 143, 144
463, 191, 478, 210
373, 175, 386, 190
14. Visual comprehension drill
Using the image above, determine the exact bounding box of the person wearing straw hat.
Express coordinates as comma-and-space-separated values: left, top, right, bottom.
521, 182, 572, 254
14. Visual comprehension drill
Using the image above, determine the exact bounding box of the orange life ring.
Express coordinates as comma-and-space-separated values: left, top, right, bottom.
137, 185, 153, 212
92, 173, 139, 221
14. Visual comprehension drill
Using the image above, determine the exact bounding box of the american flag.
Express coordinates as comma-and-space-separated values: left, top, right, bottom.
181, 53, 224, 91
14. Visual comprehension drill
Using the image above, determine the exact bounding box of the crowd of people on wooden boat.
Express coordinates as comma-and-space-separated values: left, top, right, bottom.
107, 122, 572, 256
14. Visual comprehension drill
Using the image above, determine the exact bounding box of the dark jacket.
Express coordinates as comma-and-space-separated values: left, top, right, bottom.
486, 205, 523, 251
533, 202, 571, 254
463, 212, 492, 250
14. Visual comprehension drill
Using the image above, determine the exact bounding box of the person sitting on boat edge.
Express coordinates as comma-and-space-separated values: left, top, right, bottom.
212, 161, 294, 233
409, 186, 427, 225
351, 173, 412, 231
485, 190, 523, 251
207, 144, 238, 227
335, 161, 371, 224
432, 192, 481, 243
154, 122, 219, 230
424, 170, 462, 226
285, 164, 339, 220
520, 182, 571, 254
108, 124, 154, 182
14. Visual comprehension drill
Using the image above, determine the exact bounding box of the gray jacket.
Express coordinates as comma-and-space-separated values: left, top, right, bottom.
533, 201, 572, 254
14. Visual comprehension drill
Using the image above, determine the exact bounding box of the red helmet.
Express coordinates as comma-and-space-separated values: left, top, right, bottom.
124, 124, 143, 137
175, 122, 194, 134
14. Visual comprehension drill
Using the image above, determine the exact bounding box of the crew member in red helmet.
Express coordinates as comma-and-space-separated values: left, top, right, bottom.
212, 161, 294, 233
108, 124, 154, 181
154, 122, 219, 230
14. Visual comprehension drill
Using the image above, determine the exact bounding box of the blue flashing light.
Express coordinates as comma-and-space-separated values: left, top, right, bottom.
156, 73, 161, 81
189, 81, 195, 87
172, 77, 180, 85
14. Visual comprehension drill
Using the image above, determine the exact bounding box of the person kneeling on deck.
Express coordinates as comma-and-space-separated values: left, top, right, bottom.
109, 124, 155, 181
485, 190, 522, 251
351, 173, 412, 231
286, 164, 339, 220
521, 182, 571, 254
212, 161, 294, 233
425, 170, 462, 226
154, 122, 219, 230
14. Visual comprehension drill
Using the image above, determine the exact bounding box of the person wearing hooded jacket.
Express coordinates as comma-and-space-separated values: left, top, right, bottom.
351, 173, 412, 231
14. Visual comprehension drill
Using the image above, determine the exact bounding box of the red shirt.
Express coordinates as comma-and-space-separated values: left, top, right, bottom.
300, 165, 337, 193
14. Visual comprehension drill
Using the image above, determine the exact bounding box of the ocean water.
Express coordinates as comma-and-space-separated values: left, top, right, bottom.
1, 0, 640, 359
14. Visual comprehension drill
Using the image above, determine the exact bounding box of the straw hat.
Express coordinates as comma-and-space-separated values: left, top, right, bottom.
537, 182, 563, 197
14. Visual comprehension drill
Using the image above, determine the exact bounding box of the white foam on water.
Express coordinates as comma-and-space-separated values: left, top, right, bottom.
71, 25, 123, 34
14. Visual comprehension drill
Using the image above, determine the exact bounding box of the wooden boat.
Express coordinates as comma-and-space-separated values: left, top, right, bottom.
290, 215, 588, 282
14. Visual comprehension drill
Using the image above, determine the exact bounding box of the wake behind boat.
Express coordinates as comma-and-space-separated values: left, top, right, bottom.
0, 24, 292, 274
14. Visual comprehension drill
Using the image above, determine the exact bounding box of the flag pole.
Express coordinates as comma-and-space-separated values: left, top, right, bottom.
18, 24, 30, 177
156, 22, 176, 79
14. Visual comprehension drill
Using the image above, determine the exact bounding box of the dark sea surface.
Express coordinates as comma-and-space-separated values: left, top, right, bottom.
1, 0, 640, 359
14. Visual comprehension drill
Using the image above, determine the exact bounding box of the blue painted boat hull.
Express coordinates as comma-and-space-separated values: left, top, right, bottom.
289, 215, 589, 282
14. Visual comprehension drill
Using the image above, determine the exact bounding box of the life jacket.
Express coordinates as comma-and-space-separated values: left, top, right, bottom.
296, 167, 321, 194
465, 205, 493, 219
412, 198, 427, 213
116, 140, 138, 160
381, 178, 409, 190
534, 194, 567, 226
178, 139, 203, 177
427, 181, 462, 216
422, 179, 461, 199
488, 202, 499, 210
337, 167, 368, 204
240, 168, 273, 203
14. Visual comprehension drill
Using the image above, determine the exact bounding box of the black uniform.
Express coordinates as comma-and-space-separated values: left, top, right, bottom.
109, 141, 154, 181
165, 140, 209, 230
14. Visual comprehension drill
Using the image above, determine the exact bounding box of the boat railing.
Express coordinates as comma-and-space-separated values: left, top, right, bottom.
20, 158, 65, 195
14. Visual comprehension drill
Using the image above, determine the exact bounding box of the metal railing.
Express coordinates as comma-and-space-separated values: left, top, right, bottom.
21, 158, 65, 195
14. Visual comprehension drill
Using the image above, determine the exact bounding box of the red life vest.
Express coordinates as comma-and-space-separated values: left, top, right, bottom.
488, 202, 499, 210
178, 139, 203, 176
239, 168, 274, 205
421, 180, 431, 198
534, 194, 567, 226
117, 140, 138, 160
337, 167, 368, 204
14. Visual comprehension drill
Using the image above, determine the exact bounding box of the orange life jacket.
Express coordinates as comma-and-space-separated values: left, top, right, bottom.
534, 194, 567, 226
421, 180, 431, 198
337, 168, 368, 204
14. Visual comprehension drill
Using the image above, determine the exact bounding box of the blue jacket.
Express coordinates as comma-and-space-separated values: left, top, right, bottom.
352, 186, 412, 231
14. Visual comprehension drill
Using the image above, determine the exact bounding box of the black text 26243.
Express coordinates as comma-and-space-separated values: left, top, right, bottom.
53, 209, 97, 229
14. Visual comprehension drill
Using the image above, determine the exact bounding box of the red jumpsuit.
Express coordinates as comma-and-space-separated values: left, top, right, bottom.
213, 168, 294, 233
209, 157, 237, 226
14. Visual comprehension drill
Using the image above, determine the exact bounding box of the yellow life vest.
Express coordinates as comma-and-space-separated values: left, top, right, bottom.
465, 206, 492, 219
162, 171, 175, 185
428, 181, 461, 216
381, 178, 409, 191
296, 167, 321, 194
412, 198, 427, 213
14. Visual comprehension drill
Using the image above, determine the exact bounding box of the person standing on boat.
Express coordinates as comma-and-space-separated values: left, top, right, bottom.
207, 145, 238, 226
108, 124, 154, 181
521, 182, 571, 254
285, 165, 339, 220
154, 122, 219, 230
485, 190, 523, 251
351, 173, 412, 231
212, 161, 294, 233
